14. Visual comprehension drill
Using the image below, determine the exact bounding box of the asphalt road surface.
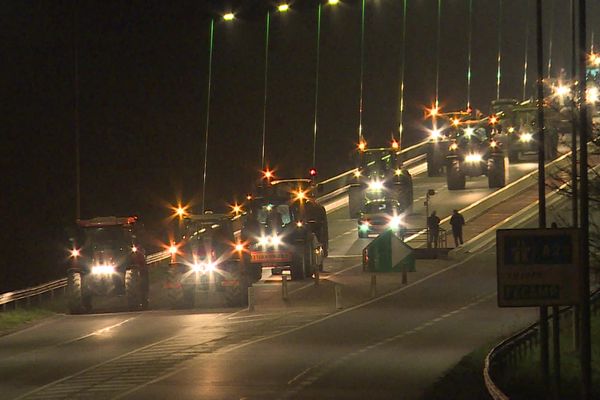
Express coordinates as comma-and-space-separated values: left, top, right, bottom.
1, 157, 552, 400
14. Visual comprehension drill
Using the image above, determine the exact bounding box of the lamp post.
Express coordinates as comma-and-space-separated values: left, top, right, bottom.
358, 0, 366, 143
312, 0, 339, 168
260, 4, 290, 171
201, 14, 235, 214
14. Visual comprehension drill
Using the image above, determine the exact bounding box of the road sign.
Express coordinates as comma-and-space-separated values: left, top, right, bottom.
363, 230, 415, 273
496, 228, 581, 307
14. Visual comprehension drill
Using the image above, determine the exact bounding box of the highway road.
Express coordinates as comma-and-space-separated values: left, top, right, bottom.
0, 157, 560, 400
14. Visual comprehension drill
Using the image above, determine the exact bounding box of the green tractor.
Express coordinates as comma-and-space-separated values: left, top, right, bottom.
446, 119, 508, 190
167, 213, 251, 308
347, 143, 413, 218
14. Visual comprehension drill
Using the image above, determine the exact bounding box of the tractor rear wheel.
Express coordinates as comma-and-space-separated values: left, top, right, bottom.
446, 160, 465, 190
67, 270, 85, 314
125, 269, 143, 311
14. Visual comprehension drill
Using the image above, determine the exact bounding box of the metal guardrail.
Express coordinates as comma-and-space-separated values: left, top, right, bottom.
0, 141, 431, 311
483, 152, 600, 399
484, 289, 600, 399
0, 278, 68, 311
399, 227, 448, 249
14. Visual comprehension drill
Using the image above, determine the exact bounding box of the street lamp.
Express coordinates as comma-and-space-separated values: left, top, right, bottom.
223, 13, 235, 21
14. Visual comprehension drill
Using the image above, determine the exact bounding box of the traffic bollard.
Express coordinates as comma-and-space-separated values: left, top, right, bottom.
314, 269, 320, 286
402, 270, 408, 285
247, 286, 255, 312
335, 284, 343, 309
370, 274, 377, 298
282, 275, 289, 300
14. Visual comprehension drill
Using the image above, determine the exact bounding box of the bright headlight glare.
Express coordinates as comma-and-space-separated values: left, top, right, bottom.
430, 129, 442, 140
205, 261, 216, 272
271, 235, 282, 246
368, 180, 384, 191
449, 143, 458, 151
520, 133, 533, 142
258, 235, 269, 247
192, 261, 217, 272
91, 265, 115, 275
258, 234, 282, 247
465, 153, 483, 163
388, 215, 403, 227
191, 263, 203, 272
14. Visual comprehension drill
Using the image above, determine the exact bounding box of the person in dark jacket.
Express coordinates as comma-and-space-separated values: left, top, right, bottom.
449, 209, 465, 247
427, 211, 440, 248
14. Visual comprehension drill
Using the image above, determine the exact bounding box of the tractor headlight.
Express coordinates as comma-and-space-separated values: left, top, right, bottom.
519, 132, 533, 142
430, 129, 442, 140
388, 215, 403, 228
465, 153, 483, 163
258, 235, 269, 247
257, 234, 282, 247
192, 261, 217, 272
91, 265, 115, 275
368, 180, 384, 191
272, 235, 282, 246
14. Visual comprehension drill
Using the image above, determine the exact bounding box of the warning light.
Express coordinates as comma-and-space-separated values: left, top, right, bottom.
426, 106, 440, 118
231, 203, 243, 215
489, 115, 498, 125
358, 141, 367, 151
295, 190, 307, 201
263, 169, 274, 181
309, 168, 317, 177
391, 140, 399, 149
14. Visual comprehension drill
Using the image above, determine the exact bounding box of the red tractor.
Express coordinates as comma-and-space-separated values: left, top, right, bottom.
67, 216, 149, 314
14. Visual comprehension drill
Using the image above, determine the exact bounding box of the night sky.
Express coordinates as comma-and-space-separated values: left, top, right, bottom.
2, 0, 598, 291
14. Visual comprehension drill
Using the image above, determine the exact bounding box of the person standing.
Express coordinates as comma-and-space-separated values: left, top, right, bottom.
427, 211, 440, 248
450, 209, 465, 247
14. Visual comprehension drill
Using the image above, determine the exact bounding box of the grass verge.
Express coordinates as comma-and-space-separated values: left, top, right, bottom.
420, 345, 494, 400
497, 309, 600, 399
423, 309, 600, 400
0, 306, 59, 336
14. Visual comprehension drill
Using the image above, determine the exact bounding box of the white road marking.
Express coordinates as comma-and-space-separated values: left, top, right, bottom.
279, 292, 497, 398
288, 263, 362, 295
116, 243, 497, 399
